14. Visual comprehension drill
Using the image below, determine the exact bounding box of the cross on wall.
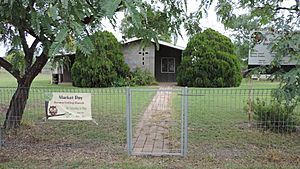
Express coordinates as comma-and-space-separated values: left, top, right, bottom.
138, 48, 149, 66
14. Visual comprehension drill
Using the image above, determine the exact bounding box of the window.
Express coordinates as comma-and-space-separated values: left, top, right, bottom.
161, 57, 175, 73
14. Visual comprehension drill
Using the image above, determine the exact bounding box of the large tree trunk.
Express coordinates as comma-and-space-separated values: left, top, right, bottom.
0, 25, 51, 129
3, 82, 32, 129
2, 52, 48, 129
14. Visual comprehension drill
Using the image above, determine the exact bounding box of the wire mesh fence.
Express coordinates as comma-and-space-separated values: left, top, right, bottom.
0, 87, 299, 163
0, 87, 129, 155
186, 88, 300, 165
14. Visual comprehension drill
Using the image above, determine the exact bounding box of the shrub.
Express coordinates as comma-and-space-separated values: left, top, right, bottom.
177, 28, 242, 87
250, 98, 299, 133
71, 31, 131, 87
130, 67, 155, 86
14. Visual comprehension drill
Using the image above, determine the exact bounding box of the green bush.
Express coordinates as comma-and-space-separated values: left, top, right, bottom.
177, 28, 242, 87
71, 31, 131, 87
251, 98, 298, 133
129, 67, 155, 86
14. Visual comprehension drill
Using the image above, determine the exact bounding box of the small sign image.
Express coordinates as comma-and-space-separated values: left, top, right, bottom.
251, 31, 264, 44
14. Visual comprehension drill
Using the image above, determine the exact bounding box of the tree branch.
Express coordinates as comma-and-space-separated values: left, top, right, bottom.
26, 0, 36, 12
85, 0, 93, 8
24, 38, 40, 72
18, 29, 29, 56
295, 0, 299, 10
29, 39, 39, 52
26, 50, 48, 83
0, 57, 21, 81
275, 5, 299, 12
19, 28, 36, 72
26, 28, 42, 42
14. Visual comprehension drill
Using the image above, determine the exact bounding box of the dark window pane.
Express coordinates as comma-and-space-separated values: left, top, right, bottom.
162, 58, 168, 72
168, 59, 175, 72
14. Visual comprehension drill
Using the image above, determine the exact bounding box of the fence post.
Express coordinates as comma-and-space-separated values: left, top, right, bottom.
126, 87, 132, 155
180, 87, 184, 156
0, 127, 3, 147
183, 86, 188, 157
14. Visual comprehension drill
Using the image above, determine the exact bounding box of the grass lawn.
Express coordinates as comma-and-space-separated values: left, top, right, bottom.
0, 70, 54, 87
183, 88, 300, 168
1, 70, 299, 168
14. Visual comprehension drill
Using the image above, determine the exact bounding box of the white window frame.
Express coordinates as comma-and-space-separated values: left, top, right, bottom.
161, 57, 175, 73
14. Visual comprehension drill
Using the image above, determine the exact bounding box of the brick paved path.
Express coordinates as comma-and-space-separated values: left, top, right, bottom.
132, 87, 180, 155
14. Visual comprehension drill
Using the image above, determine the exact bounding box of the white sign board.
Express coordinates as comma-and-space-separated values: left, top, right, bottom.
248, 31, 298, 65
45, 93, 92, 120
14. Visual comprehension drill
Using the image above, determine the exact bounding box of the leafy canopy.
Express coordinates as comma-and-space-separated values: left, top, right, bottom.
211, 0, 300, 61
121, 4, 173, 42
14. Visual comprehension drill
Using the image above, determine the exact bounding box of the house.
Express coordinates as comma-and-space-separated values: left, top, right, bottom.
122, 38, 185, 82
52, 39, 185, 84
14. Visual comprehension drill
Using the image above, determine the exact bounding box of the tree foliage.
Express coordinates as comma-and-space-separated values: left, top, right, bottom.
177, 28, 242, 87
216, 0, 299, 97
5, 49, 26, 76
71, 31, 130, 87
0, 0, 187, 128
121, 4, 173, 42
211, 0, 300, 63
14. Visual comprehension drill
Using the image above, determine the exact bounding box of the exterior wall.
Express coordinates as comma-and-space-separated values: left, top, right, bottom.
122, 41, 155, 76
155, 45, 182, 82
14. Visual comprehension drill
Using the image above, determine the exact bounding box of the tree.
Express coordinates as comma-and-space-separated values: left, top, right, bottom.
211, 0, 300, 97
210, 0, 300, 62
177, 28, 242, 87
203, 0, 300, 122
121, 4, 175, 42
0, 0, 187, 128
71, 31, 130, 87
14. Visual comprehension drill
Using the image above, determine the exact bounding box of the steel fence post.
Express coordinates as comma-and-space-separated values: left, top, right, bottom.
0, 127, 2, 147
180, 87, 184, 156
183, 87, 188, 157
126, 87, 132, 155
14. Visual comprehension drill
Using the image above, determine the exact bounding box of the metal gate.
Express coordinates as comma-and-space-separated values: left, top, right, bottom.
126, 87, 188, 156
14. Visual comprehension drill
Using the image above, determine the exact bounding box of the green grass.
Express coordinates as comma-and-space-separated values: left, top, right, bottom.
0, 70, 53, 87
1, 70, 300, 168
176, 88, 300, 168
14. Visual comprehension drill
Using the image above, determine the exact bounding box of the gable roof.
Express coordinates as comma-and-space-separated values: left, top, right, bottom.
122, 38, 185, 51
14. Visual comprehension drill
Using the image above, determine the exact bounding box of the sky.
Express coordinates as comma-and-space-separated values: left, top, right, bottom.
0, 1, 230, 58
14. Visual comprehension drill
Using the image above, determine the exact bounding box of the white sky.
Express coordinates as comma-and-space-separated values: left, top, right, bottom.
0, 1, 233, 57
